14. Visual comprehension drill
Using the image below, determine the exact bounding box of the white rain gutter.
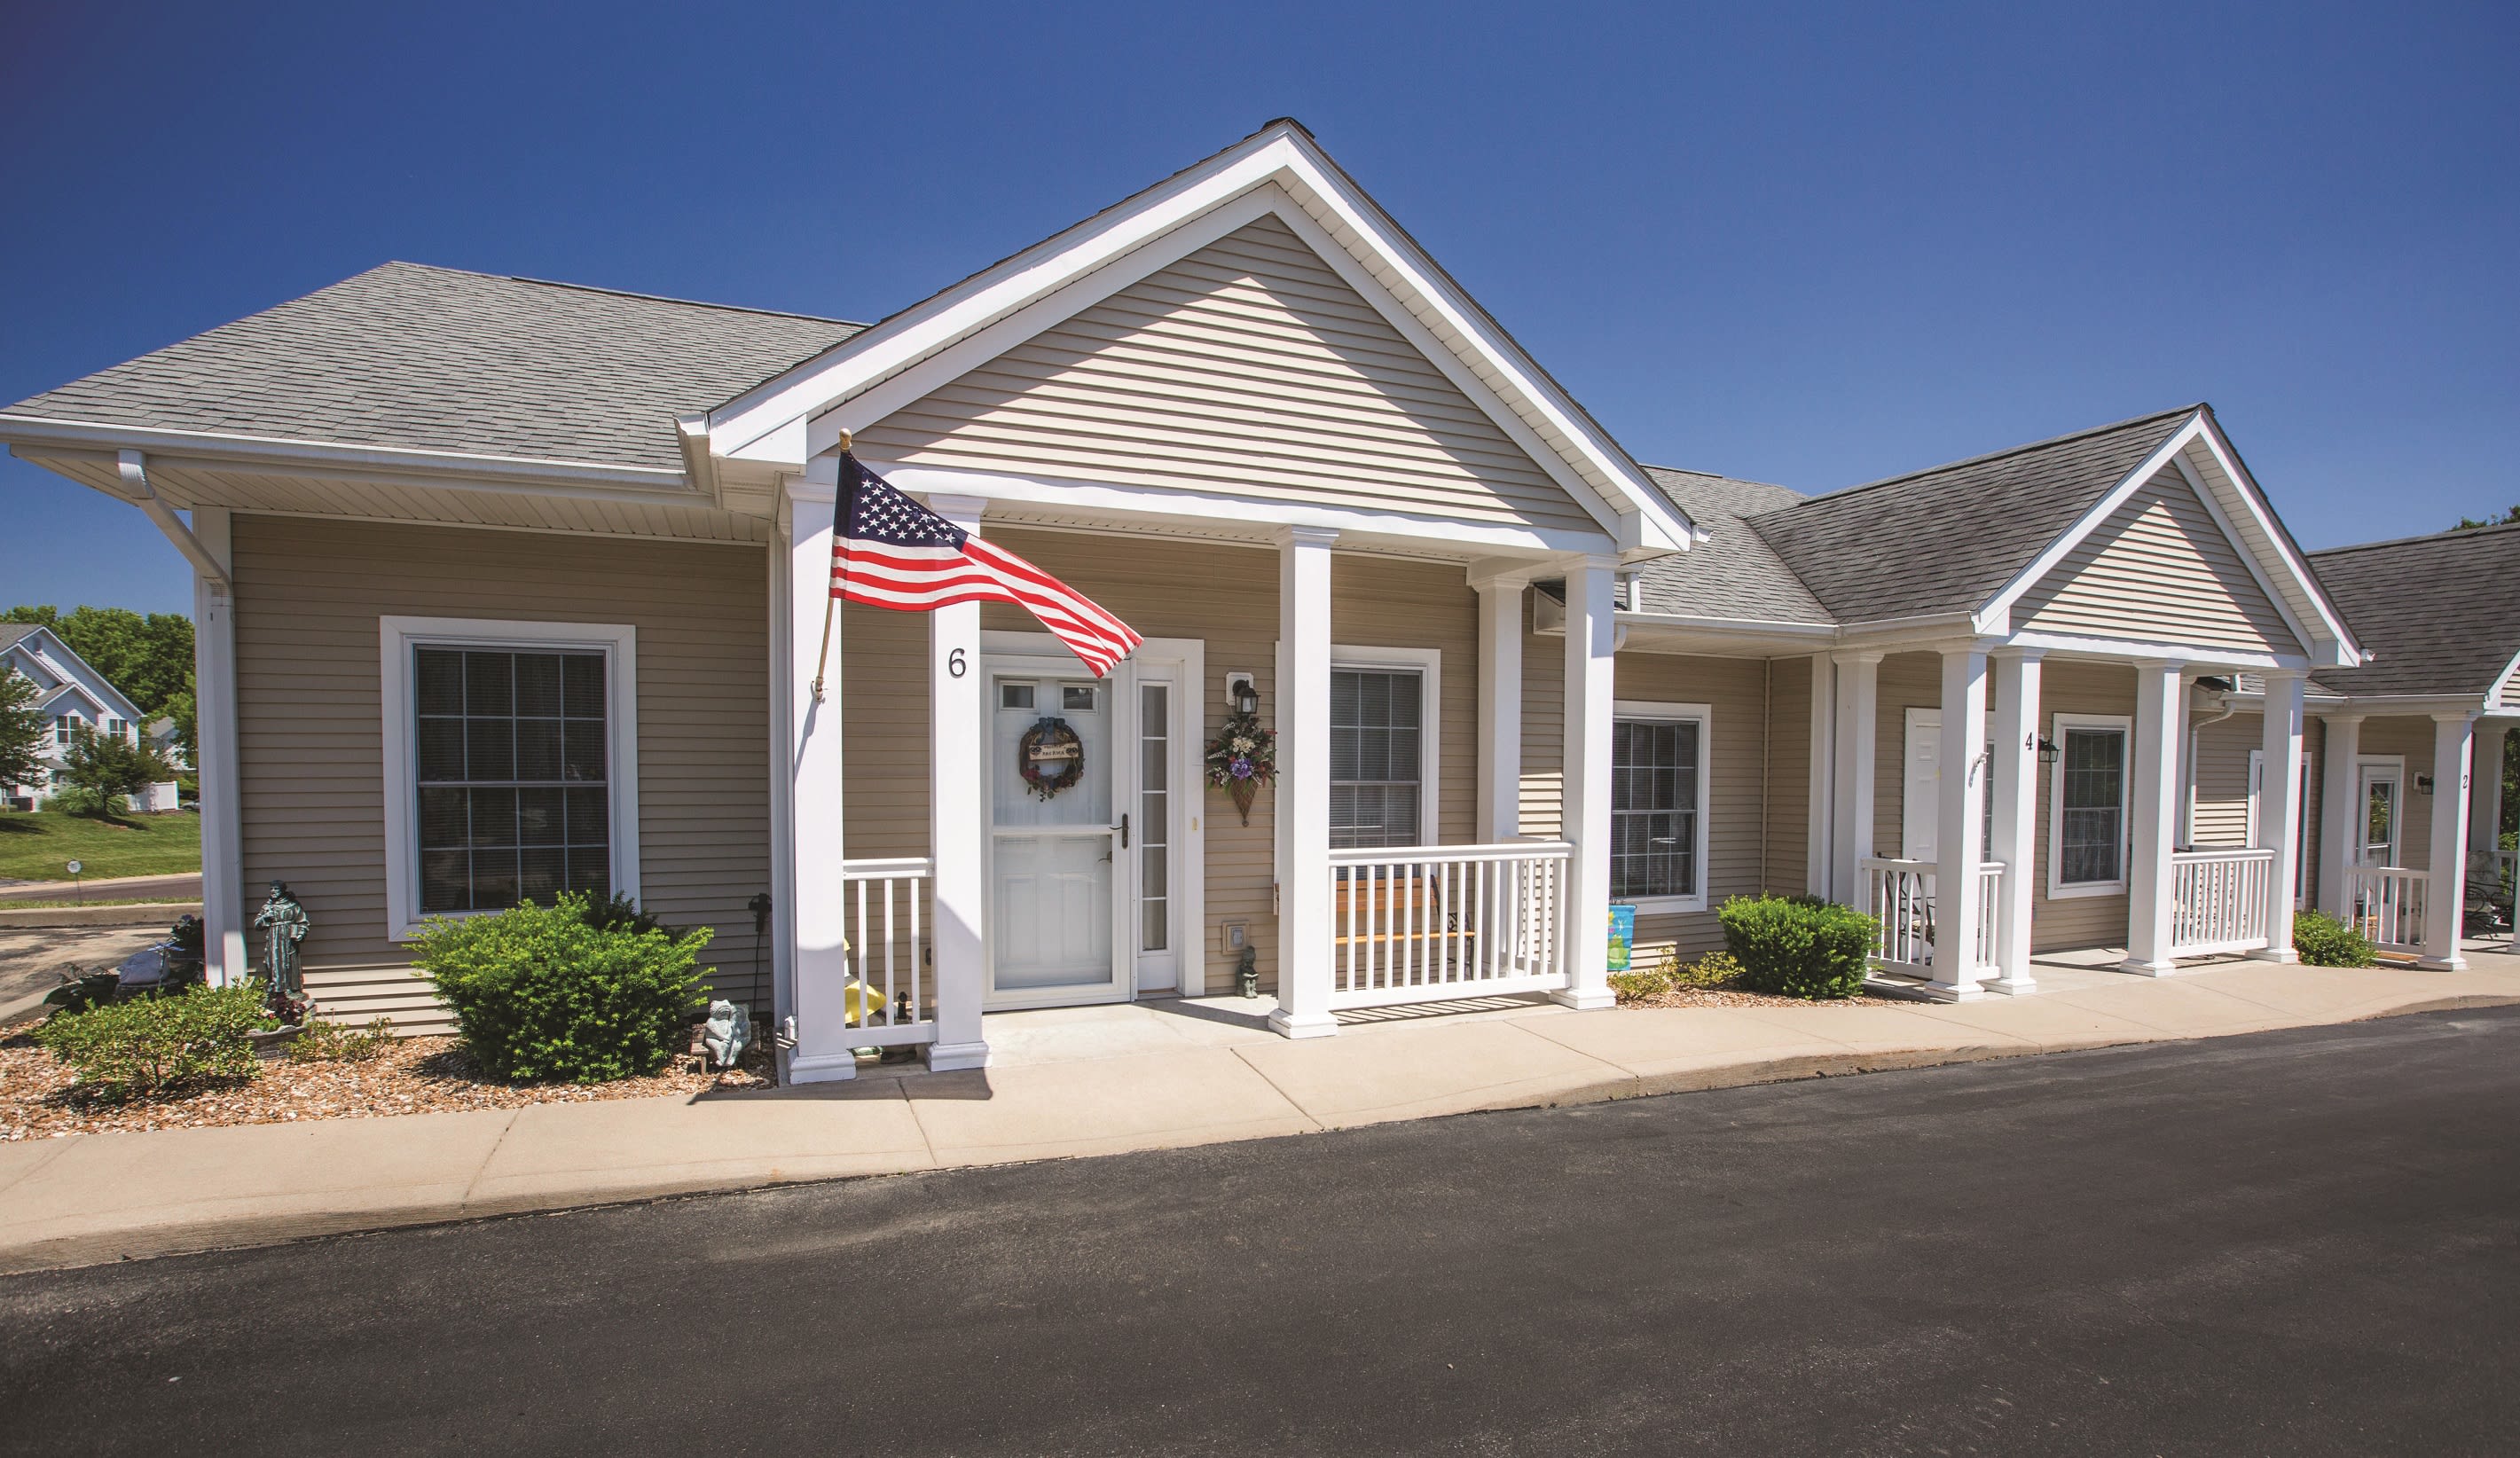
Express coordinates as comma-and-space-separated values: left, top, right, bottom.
117, 450, 232, 593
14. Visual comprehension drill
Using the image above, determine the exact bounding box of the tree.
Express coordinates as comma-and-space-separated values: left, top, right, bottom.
2453, 506, 2520, 531
158, 686, 197, 766
0, 667, 43, 796
52, 726, 175, 817
1, 605, 194, 717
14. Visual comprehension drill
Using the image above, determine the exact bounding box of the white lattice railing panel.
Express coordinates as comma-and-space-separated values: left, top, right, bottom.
2170, 847, 2275, 957
1327, 841, 1572, 1011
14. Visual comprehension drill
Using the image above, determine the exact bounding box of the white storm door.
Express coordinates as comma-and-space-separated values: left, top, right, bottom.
2356, 761, 2403, 868
986, 664, 1128, 1009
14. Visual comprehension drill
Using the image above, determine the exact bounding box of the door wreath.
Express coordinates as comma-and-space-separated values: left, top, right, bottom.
1018, 717, 1086, 800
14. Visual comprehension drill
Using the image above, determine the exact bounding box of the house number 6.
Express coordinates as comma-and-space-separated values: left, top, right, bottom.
947, 647, 967, 678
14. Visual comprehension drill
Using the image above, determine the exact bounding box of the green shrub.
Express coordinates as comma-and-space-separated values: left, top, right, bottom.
412, 894, 713, 1083
1676, 951, 1744, 988
288, 1015, 400, 1063
1718, 895, 1876, 1000
1607, 964, 1673, 1002
2292, 910, 2377, 968
33, 981, 267, 1097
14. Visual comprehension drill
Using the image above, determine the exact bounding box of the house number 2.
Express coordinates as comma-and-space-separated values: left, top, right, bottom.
947, 647, 967, 678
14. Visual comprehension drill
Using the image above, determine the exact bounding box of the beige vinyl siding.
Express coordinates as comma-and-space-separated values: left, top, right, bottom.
2014, 466, 2294, 655
1618, 654, 1781, 959
857, 214, 1596, 533
1762, 657, 1812, 897
1875, 654, 2139, 952
1519, 601, 1564, 836
231, 514, 772, 1030
2190, 713, 2257, 847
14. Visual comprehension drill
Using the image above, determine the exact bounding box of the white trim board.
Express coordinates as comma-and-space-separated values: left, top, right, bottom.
377, 615, 641, 942
1611, 698, 1714, 915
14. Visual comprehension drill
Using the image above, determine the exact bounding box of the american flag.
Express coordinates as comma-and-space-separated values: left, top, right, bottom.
830, 452, 1142, 676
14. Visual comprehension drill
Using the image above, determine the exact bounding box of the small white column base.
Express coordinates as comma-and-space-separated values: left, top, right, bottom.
2417, 952, 2470, 972
1267, 1007, 1340, 1039
2118, 956, 2181, 978
922, 1040, 993, 1072
1983, 972, 2039, 996
1548, 985, 1617, 1011
786, 1051, 860, 1084
2249, 945, 2300, 965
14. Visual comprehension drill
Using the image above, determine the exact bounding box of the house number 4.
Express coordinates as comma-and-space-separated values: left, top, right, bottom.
947, 647, 967, 678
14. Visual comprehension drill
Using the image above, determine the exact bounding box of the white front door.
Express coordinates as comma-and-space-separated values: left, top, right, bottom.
2356, 760, 2404, 867
986, 662, 1128, 1008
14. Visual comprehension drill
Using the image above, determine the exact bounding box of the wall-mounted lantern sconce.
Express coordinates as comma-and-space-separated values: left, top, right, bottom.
2416, 774, 2435, 796
1226, 672, 1259, 717
2035, 736, 2061, 766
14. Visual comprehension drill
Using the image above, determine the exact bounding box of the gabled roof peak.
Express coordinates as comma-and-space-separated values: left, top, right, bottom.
1828, 403, 2205, 502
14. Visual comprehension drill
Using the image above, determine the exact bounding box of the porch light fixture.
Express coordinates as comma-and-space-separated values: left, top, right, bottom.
2036, 736, 2061, 766
1230, 677, 1260, 717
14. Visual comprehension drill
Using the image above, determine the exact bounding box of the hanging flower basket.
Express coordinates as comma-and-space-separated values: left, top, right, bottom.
1204, 709, 1276, 827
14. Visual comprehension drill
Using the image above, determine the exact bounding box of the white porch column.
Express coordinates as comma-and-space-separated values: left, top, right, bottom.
2422, 711, 2477, 969
1829, 651, 1883, 907
1926, 647, 1991, 1000
1270, 527, 1339, 1039
1805, 653, 1836, 897
1473, 576, 1527, 843
2317, 713, 2364, 917
1553, 556, 1619, 1010
1987, 649, 2041, 994
2471, 720, 2509, 857
190, 507, 247, 984
2252, 670, 2306, 963
925, 495, 990, 1070
784, 471, 856, 1082
2123, 658, 2187, 976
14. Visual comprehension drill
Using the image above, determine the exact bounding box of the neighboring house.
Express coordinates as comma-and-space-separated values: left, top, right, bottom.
0, 120, 2477, 1070
0, 622, 150, 811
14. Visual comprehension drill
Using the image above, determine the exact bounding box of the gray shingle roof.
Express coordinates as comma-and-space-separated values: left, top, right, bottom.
0, 624, 37, 653
2305, 522, 2520, 700
1635, 468, 1832, 623
4, 263, 863, 473
1742, 406, 2201, 625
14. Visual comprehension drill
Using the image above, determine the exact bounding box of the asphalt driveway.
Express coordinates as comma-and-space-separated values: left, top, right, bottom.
4, 1007, 2516, 1455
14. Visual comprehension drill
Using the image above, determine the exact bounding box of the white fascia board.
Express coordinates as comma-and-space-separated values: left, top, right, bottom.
865, 459, 1616, 556
0, 414, 689, 494
705, 123, 1695, 552
2164, 448, 2319, 656
2186, 415, 2364, 667
2003, 628, 2307, 670
1616, 609, 1838, 639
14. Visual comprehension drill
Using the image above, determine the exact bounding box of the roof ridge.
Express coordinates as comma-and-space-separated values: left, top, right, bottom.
372, 261, 867, 327
1638, 462, 1795, 492
2311, 518, 2520, 558
1781, 404, 2202, 509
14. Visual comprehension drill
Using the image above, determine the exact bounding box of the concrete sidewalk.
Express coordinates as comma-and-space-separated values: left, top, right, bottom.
4, 951, 2517, 1274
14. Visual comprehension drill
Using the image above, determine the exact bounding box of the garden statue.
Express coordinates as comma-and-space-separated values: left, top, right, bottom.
701, 999, 751, 1069
253, 882, 309, 1006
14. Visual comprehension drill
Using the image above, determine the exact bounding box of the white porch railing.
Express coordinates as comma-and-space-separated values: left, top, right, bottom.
2169, 847, 2276, 957
836, 858, 937, 1048
1862, 858, 2003, 979
2348, 866, 2427, 955
1326, 841, 1571, 1010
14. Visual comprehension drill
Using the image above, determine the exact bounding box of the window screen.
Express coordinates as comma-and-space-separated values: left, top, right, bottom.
2058, 726, 2125, 885
1329, 669, 1423, 850
415, 647, 610, 913
1612, 718, 1700, 898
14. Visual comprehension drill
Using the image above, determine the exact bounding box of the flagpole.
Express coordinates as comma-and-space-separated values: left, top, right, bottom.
809, 429, 852, 702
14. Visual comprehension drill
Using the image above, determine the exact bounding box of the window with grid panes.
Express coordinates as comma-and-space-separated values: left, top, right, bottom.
414, 647, 611, 913
2057, 725, 2126, 885
1612, 717, 1700, 898
1329, 669, 1423, 850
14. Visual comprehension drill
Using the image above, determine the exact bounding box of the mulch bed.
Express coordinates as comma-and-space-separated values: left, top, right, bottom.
1617, 978, 1904, 1012
0, 1028, 775, 1141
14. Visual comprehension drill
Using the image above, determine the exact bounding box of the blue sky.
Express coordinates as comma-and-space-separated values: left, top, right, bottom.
4, 1, 2513, 615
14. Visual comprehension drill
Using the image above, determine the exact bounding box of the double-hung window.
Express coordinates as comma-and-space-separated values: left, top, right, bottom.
1611, 702, 1711, 911
2048, 714, 2131, 897
1327, 648, 1441, 851
381, 618, 638, 938
53, 716, 74, 747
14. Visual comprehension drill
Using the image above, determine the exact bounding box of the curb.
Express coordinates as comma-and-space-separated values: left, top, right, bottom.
0, 903, 200, 930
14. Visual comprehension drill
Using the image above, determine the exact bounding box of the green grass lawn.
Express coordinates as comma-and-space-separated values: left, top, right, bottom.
0, 811, 203, 883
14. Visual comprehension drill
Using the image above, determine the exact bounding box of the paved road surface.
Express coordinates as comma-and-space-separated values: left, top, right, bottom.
0, 873, 200, 904
4, 1008, 2516, 1455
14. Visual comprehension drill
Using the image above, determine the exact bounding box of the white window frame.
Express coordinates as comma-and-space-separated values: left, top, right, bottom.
2353, 755, 2406, 868
1611, 698, 1713, 914
1329, 644, 1441, 849
2047, 711, 2133, 899
379, 615, 640, 942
